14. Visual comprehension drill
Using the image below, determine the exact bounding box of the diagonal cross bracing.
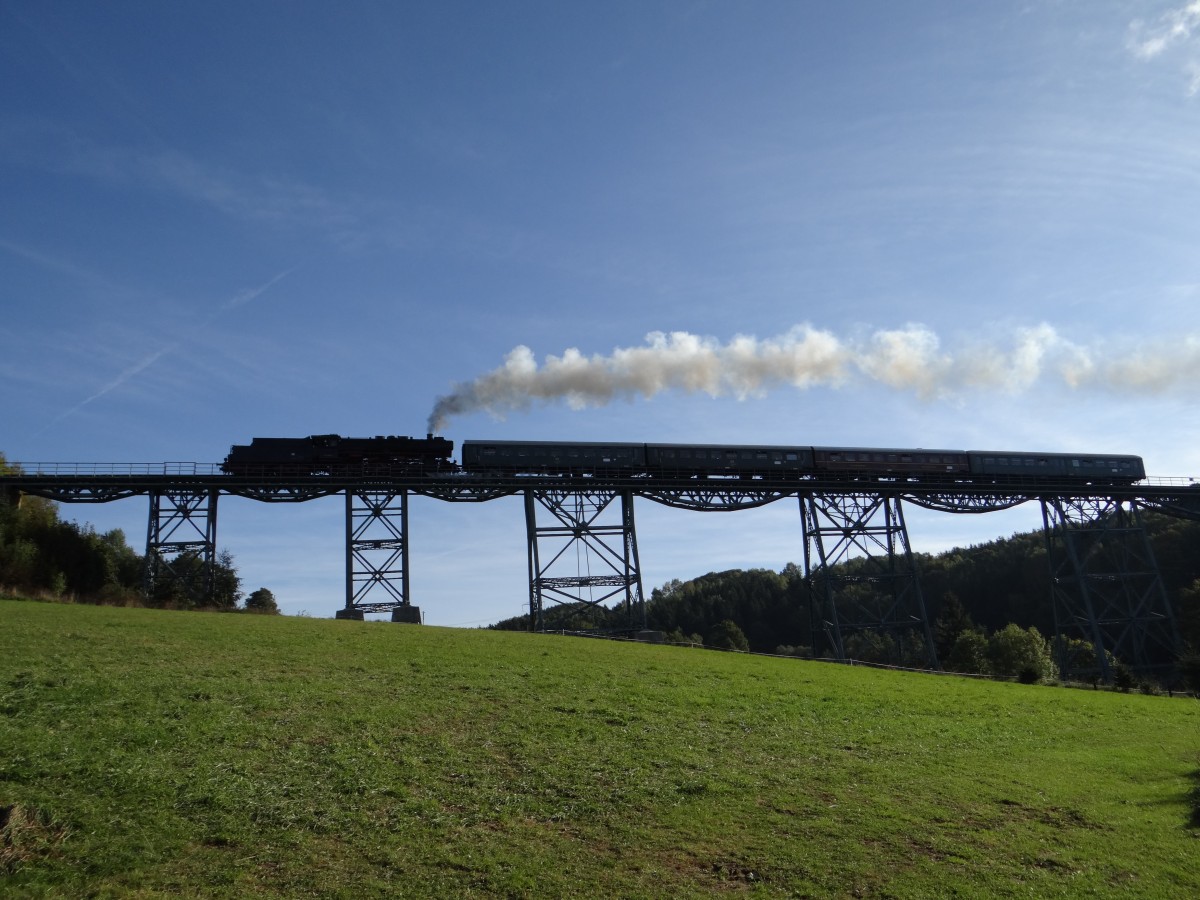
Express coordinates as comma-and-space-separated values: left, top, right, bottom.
344, 489, 410, 615
144, 488, 218, 607
524, 488, 645, 633
802, 492, 938, 668
1041, 497, 1178, 682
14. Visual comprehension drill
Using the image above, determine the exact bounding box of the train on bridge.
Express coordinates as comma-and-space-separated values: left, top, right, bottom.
221, 434, 456, 476
221, 435, 1146, 484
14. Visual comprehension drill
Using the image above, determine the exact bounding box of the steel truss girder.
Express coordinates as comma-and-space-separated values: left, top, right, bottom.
524, 488, 645, 633
345, 489, 410, 615
144, 488, 218, 607
643, 488, 790, 511
1041, 497, 1178, 681
904, 493, 1031, 514
802, 492, 938, 669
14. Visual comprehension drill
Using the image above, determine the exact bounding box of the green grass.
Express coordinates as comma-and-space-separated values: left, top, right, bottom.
1, 599, 1198, 898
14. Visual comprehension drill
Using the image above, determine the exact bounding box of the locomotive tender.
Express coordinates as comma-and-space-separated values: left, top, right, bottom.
221, 435, 1145, 484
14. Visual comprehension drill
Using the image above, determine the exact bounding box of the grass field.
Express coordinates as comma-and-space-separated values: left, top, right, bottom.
1, 598, 1197, 898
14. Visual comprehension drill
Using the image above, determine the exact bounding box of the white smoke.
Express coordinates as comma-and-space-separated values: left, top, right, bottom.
426, 323, 1200, 433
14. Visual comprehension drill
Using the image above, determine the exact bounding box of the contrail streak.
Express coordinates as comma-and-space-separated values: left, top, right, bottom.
37, 267, 295, 435
37, 346, 176, 436
427, 323, 1200, 432
219, 267, 296, 312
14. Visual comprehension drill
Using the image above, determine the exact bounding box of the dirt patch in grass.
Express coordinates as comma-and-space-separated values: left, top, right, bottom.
1, 803, 69, 873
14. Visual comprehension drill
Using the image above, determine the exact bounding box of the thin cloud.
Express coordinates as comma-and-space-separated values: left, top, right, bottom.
1188, 60, 1200, 94
1128, 1, 1200, 94
1128, 1, 1200, 59
4, 124, 360, 234
140, 151, 356, 228
0, 236, 126, 292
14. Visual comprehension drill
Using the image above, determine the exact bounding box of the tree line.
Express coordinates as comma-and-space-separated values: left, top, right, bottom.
1, 453, 279, 614
491, 511, 1200, 687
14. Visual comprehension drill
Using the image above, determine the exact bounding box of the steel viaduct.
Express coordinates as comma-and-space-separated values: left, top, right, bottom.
5, 464, 1200, 683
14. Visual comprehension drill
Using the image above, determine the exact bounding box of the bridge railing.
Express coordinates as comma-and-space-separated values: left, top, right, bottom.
8, 462, 224, 477
1142, 475, 1199, 487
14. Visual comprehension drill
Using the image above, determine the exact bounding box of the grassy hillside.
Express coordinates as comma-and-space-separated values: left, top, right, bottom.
1, 600, 1197, 898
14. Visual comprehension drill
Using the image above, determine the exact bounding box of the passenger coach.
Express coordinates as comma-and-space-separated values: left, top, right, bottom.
460, 441, 645, 474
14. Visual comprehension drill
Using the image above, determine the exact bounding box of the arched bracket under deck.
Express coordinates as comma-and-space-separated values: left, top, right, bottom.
228, 486, 341, 503
17, 486, 146, 504
903, 493, 1033, 514
642, 489, 792, 511
414, 486, 520, 503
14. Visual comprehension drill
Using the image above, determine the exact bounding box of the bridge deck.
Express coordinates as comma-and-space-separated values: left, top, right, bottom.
4, 467, 1199, 516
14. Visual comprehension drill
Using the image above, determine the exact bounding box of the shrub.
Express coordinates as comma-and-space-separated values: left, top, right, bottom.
707, 619, 749, 652
988, 624, 1058, 683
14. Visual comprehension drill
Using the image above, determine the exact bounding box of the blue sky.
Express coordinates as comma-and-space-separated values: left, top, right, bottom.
4, 1, 1199, 622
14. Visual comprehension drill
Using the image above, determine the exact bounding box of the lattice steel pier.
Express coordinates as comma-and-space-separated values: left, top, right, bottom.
802, 492, 938, 668
524, 488, 645, 633
338, 489, 421, 622
144, 488, 219, 608
1042, 497, 1178, 681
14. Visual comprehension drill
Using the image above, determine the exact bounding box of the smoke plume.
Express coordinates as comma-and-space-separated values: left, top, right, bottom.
427, 323, 1200, 433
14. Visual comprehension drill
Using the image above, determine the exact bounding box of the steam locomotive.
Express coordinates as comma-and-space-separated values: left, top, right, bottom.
221, 434, 455, 475
222, 434, 1145, 484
